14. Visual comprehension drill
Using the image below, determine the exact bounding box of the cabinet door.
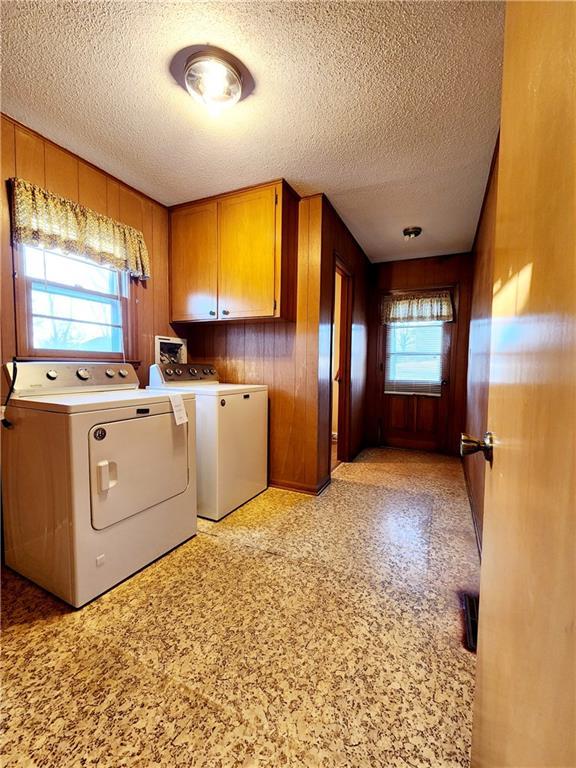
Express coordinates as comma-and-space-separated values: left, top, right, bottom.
170, 203, 218, 321
218, 186, 277, 319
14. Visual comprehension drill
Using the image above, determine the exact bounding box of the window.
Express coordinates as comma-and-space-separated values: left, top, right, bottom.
18, 245, 130, 358
385, 321, 445, 396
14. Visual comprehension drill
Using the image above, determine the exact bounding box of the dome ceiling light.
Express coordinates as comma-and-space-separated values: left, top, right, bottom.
403, 226, 423, 241
184, 51, 243, 114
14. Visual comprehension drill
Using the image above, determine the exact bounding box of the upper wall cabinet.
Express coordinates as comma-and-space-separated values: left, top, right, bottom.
169, 180, 299, 322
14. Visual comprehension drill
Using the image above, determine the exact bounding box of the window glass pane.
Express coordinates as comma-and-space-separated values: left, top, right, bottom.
23, 247, 46, 279
24, 246, 123, 295
23, 245, 128, 355
32, 317, 123, 353
31, 284, 122, 325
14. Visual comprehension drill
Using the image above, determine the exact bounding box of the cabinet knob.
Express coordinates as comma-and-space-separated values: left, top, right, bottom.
209, 310, 216, 316
222, 309, 230, 316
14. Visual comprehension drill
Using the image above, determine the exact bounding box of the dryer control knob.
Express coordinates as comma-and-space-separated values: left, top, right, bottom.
165, 368, 174, 376
105, 368, 116, 378
76, 368, 90, 381
46, 369, 58, 381
118, 369, 129, 378
189, 368, 198, 376
175, 368, 183, 376
203, 368, 210, 375
209, 368, 216, 375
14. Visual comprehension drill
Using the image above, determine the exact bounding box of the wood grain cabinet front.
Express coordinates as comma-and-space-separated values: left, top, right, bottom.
170, 202, 218, 321
169, 180, 298, 323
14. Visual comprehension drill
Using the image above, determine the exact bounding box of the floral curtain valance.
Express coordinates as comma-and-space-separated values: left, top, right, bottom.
10, 177, 151, 279
381, 290, 454, 324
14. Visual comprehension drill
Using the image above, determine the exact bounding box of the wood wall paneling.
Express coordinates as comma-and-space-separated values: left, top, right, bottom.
138, 198, 155, 382
365, 253, 473, 455
44, 144, 78, 200
318, 197, 370, 469
106, 178, 120, 220
1, 118, 16, 369
14, 126, 45, 186
464, 151, 499, 548
78, 163, 108, 215
183, 193, 371, 494
151, 204, 172, 338
0, 114, 171, 392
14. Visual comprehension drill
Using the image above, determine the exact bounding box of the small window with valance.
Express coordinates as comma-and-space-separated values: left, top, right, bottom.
10, 178, 151, 358
381, 290, 454, 396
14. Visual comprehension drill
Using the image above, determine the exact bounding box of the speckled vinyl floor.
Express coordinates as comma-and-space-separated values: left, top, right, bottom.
1, 448, 480, 768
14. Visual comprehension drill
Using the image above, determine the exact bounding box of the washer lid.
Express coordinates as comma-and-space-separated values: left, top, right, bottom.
9, 389, 196, 414
148, 383, 267, 397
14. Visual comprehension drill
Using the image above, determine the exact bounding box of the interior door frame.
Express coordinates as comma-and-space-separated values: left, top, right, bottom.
375, 283, 460, 453
330, 254, 354, 464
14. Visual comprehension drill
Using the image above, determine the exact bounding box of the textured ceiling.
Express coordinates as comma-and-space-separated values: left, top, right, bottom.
1, 1, 504, 262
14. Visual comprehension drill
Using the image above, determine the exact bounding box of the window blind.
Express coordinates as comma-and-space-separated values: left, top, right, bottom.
385, 321, 444, 396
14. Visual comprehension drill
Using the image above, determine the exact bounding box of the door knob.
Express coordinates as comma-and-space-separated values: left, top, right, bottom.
460, 432, 494, 463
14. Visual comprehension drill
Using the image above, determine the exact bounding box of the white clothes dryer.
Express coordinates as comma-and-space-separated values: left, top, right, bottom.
148, 363, 268, 521
1, 361, 197, 607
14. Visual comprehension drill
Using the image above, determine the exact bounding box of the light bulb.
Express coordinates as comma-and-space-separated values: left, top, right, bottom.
184, 55, 242, 112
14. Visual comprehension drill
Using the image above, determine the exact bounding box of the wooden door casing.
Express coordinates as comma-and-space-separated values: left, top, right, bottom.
217, 185, 277, 320
170, 202, 218, 322
471, 2, 576, 766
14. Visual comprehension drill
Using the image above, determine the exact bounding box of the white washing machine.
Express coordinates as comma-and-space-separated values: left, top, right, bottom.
1, 361, 197, 607
148, 363, 268, 521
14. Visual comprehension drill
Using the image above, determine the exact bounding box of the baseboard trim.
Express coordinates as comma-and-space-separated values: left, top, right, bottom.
269, 476, 331, 496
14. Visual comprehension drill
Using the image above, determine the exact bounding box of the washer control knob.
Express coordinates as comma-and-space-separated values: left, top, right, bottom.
76, 368, 90, 381
105, 368, 116, 378
165, 368, 174, 376
203, 368, 210, 375
209, 368, 216, 375
175, 368, 183, 376
46, 369, 58, 381
118, 369, 129, 378
189, 368, 197, 376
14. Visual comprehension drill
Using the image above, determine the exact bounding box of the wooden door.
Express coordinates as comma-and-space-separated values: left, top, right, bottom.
218, 185, 276, 320
471, 3, 575, 766
170, 202, 218, 321
382, 321, 451, 451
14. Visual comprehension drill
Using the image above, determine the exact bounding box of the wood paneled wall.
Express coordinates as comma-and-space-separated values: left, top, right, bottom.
319, 198, 370, 466
464, 149, 499, 549
0, 115, 171, 391
365, 253, 473, 455
184, 194, 370, 494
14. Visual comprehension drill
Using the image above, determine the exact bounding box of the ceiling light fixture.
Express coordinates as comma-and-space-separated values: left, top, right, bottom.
184, 52, 242, 114
403, 226, 422, 241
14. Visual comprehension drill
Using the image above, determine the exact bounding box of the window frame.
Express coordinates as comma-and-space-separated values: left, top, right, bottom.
14, 244, 136, 361
384, 320, 449, 397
